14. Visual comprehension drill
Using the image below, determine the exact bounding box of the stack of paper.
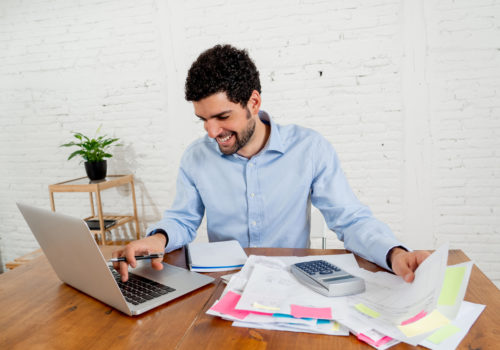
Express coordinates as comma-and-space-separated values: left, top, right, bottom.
206, 244, 485, 349
187, 240, 248, 272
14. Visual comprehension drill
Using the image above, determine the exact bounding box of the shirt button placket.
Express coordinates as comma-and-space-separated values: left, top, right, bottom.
247, 160, 258, 246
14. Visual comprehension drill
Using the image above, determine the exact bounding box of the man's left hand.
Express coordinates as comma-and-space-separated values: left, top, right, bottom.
390, 248, 431, 283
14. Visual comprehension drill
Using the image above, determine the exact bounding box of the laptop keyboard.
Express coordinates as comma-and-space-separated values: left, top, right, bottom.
110, 268, 176, 305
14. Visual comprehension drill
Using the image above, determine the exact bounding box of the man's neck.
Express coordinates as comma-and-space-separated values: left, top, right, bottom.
237, 115, 271, 159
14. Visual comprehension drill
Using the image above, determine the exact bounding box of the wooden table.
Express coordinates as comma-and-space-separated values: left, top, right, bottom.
0, 247, 498, 349
48, 175, 140, 245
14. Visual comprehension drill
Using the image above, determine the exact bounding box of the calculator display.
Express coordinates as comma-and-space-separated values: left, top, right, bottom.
322, 275, 355, 283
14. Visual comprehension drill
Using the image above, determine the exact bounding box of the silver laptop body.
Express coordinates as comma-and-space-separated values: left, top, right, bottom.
17, 203, 214, 316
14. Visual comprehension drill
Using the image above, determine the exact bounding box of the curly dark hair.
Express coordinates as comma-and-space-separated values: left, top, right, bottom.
185, 44, 261, 107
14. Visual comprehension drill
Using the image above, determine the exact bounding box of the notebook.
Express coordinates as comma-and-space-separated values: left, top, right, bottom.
17, 203, 214, 316
186, 240, 248, 272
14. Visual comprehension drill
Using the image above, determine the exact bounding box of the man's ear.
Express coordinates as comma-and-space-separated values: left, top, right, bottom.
247, 90, 261, 115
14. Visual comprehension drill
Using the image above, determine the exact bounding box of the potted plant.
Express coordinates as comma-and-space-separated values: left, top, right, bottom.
60, 128, 121, 181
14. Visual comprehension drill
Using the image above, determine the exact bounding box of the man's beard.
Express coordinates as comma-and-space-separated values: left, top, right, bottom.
219, 108, 256, 155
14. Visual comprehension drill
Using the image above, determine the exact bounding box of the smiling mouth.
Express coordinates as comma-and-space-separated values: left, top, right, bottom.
217, 133, 234, 144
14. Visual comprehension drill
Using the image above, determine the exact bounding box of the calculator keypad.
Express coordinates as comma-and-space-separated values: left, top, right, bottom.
295, 260, 341, 275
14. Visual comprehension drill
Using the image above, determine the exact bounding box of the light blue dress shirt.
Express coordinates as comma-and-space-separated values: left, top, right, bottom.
148, 111, 404, 270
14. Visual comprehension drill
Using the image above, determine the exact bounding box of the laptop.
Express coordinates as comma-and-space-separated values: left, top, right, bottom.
17, 203, 214, 316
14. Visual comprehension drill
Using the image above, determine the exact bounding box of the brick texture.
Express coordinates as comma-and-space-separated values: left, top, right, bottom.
0, 0, 498, 287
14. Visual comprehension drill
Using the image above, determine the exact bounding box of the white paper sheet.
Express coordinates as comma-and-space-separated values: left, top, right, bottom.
420, 301, 485, 350
349, 243, 449, 325
437, 261, 473, 320
232, 319, 350, 336
324, 244, 451, 346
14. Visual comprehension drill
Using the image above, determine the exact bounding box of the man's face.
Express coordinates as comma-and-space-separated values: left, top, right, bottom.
193, 92, 256, 155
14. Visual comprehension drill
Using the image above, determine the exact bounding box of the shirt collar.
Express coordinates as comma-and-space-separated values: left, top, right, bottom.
258, 110, 285, 154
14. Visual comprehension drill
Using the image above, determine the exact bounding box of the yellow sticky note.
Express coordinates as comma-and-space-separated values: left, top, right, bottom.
427, 324, 461, 344
355, 303, 380, 318
332, 321, 340, 331
438, 266, 466, 306
252, 302, 280, 311
398, 310, 450, 338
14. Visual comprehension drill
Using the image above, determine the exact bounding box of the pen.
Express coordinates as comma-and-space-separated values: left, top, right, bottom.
184, 244, 192, 270
108, 253, 164, 263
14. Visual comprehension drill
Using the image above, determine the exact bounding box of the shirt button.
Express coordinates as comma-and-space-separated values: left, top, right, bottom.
248, 163, 254, 167
251, 221, 257, 226
250, 193, 255, 198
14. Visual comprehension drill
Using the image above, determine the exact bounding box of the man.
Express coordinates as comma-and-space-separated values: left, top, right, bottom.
113, 44, 429, 282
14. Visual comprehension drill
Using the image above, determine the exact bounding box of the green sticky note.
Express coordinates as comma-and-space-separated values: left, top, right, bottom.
355, 303, 380, 318
438, 266, 466, 306
427, 324, 461, 344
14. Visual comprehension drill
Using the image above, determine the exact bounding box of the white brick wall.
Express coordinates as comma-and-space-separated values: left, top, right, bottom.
426, 0, 500, 285
0, 0, 499, 288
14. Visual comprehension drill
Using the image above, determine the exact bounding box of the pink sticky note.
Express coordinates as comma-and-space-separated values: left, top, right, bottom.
210, 291, 250, 320
357, 333, 393, 347
401, 310, 427, 325
290, 304, 332, 320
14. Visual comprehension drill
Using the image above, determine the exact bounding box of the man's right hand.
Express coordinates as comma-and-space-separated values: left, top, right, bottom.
112, 233, 166, 282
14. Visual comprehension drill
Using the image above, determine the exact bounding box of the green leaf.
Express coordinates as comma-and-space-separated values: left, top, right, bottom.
60, 141, 78, 147
68, 150, 86, 161
101, 138, 119, 147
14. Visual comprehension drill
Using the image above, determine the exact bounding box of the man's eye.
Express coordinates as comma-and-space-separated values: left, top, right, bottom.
217, 116, 229, 120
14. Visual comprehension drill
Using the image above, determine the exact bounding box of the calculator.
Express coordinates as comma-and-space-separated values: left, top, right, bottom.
290, 260, 365, 297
